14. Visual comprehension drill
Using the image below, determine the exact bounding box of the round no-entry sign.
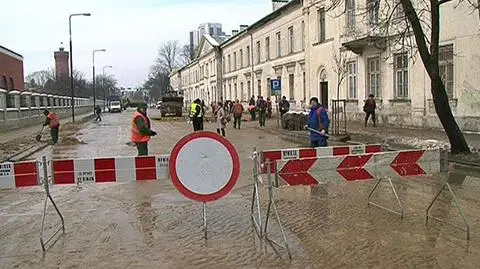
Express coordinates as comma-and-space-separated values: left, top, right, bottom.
169, 131, 240, 202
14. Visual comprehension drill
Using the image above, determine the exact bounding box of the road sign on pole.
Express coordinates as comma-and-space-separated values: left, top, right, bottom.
271, 79, 281, 96
169, 131, 240, 239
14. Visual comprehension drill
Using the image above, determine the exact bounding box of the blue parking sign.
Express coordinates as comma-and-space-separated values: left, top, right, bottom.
271, 79, 281, 96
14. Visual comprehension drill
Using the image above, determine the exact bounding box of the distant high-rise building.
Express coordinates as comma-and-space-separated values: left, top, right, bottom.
189, 22, 223, 59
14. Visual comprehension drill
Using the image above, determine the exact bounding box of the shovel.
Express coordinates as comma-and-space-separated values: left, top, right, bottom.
36, 126, 45, 142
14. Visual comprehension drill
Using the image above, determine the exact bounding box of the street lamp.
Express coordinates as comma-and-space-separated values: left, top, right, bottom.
102, 65, 113, 111
92, 49, 106, 114
69, 12, 91, 122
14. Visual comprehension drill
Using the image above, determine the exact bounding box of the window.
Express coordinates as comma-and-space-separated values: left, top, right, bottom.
347, 61, 357, 99
217, 28, 222, 36
303, 72, 306, 101
9, 77, 15, 90
289, 74, 295, 101
256, 41, 261, 64
234, 83, 238, 100
209, 27, 214, 35
368, 0, 380, 27
439, 45, 454, 99
301, 21, 305, 50
276, 32, 281, 58
318, 9, 326, 43
257, 79, 262, 96
346, 0, 356, 28
288, 26, 294, 53
247, 81, 251, 97
246, 46, 250, 66
240, 82, 244, 101
1, 76, 7, 90
234, 52, 237, 70
229, 84, 232, 99
223, 56, 226, 71
367, 57, 380, 97
394, 53, 409, 98
240, 49, 244, 68
228, 55, 231, 72
265, 37, 270, 60
206, 63, 209, 77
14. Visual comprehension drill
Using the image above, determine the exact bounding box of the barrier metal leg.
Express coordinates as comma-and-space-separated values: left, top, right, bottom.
250, 149, 263, 236
40, 156, 65, 252
263, 161, 292, 260
367, 177, 404, 219
426, 181, 470, 241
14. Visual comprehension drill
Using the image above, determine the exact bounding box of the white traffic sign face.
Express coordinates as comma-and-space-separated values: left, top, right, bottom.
169, 132, 240, 202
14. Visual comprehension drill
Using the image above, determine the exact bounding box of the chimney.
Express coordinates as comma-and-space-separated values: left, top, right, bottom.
272, 0, 289, 12
54, 42, 69, 82
239, 25, 249, 32
232, 30, 239, 36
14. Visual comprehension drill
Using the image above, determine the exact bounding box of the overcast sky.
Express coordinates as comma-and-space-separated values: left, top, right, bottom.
1, 0, 272, 88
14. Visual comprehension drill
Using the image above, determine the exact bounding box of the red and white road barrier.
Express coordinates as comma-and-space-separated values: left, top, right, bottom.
52, 155, 169, 184
0, 161, 40, 189
0, 155, 170, 189
273, 149, 441, 186
261, 144, 383, 173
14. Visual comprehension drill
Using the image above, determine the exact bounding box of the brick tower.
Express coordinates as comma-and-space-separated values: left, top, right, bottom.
54, 43, 69, 81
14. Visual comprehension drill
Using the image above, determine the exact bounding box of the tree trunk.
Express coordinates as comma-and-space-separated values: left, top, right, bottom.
401, 0, 470, 154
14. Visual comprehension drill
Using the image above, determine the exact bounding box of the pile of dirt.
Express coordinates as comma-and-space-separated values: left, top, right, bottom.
61, 137, 87, 145
282, 111, 308, 131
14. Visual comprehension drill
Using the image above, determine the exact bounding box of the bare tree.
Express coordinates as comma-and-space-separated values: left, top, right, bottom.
325, 0, 476, 153
332, 46, 350, 100
154, 40, 182, 74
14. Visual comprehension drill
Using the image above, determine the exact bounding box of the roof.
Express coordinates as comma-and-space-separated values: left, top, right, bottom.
220, 0, 300, 47
0, 45, 23, 61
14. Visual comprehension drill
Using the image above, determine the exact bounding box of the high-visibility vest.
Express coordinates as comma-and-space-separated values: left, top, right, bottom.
131, 111, 151, 143
47, 112, 60, 129
190, 103, 203, 118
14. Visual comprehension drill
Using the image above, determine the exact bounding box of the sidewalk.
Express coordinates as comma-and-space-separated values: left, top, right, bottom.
0, 113, 93, 144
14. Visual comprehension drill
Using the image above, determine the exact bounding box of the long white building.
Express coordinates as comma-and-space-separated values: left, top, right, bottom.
170, 0, 480, 131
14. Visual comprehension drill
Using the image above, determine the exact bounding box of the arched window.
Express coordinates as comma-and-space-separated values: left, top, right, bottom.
1, 76, 7, 90
9, 77, 15, 90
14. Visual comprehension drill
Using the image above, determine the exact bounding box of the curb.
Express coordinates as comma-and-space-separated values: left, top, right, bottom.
1, 142, 49, 163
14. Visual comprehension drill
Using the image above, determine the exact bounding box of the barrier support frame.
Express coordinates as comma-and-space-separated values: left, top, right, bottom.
40, 156, 65, 252
203, 202, 207, 239
250, 148, 263, 236
426, 174, 470, 241
367, 176, 405, 219
264, 160, 292, 259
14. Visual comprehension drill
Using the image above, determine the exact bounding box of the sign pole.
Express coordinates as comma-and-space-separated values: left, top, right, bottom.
203, 202, 207, 239
276, 94, 280, 128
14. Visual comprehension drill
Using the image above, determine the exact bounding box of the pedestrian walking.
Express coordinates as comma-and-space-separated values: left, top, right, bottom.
266, 97, 273, 119
257, 96, 267, 127
248, 96, 256, 121
190, 99, 204, 132
216, 102, 227, 137
279, 96, 290, 117
306, 97, 330, 147
131, 103, 157, 156
233, 99, 244, 129
95, 105, 102, 122
43, 109, 60, 144
363, 94, 377, 127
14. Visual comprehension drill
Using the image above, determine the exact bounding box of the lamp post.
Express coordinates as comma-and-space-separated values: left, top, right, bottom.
92, 49, 106, 114
102, 65, 112, 111
69, 12, 91, 123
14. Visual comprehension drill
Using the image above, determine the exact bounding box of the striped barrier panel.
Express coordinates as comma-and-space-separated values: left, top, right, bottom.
0, 155, 170, 189
0, 161, 41, 189
261, 144, 383, 173
272, 149, 441, 186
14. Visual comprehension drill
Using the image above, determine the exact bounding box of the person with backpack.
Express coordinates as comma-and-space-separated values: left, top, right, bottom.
233, 99, 244, 129
279, 96, 290, 117
248, 96, 256, 121
306, 97, 330, 147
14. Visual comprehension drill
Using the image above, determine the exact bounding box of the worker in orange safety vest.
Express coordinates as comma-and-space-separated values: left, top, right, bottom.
131, 103, 157, 156
43, 109, 60, 144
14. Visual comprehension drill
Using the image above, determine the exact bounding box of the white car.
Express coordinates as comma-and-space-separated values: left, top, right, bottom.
108, 101, 122, 113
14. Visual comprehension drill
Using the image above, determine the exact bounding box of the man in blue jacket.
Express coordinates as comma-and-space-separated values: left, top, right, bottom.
307, 97, 330, 147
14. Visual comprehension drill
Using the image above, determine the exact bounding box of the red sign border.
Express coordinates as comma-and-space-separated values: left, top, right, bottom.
169, 131, 240, 202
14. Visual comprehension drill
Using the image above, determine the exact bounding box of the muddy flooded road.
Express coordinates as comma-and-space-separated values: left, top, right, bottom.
2, 110, 480, 268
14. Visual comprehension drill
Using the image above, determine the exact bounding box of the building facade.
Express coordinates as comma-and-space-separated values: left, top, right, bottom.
171, 0, 480, 131
0, 45, 24, 92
